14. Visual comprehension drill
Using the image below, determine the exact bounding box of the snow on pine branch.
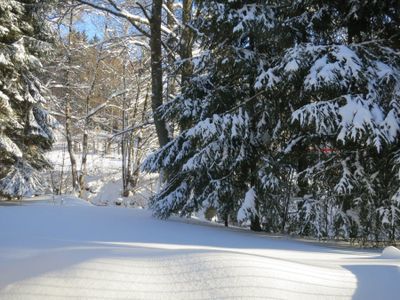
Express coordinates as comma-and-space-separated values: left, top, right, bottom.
257, 43, 400, 95
143, 109, 251, 173
151, 181, 189, 218
276, 42, 400, 150
0, 135, 22, 158
334, 158, 355, 194
304, 45, 362, 90
256, 44, 363, 91
237, 187, 257, 222
0, 162, 44, 198
229, 4, 274, 34
292, 94, 400, 150
292, 100, 339, 136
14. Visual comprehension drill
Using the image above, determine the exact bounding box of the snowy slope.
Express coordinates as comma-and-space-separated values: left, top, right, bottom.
0, 198, 399, 300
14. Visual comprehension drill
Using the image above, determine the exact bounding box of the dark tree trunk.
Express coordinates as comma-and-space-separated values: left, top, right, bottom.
224, 215, 229, 227
248, 32, 261, 232
250, 215, 262, 232
150, 0, 169, 147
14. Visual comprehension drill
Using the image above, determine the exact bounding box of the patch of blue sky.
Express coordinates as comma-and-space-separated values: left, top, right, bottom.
58, 12, 105, 41
75, 13, 105, 40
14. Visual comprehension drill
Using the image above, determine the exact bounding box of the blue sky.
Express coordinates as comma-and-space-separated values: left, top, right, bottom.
75, 13, 104, 40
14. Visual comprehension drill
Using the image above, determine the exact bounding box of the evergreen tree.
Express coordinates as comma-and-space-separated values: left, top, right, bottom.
143, 1, 276, 229
0, 0, 55, 198
143, 0, 400, 241
262, 0, 400, 241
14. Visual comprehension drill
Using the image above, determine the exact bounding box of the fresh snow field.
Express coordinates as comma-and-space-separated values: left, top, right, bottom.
0, 197, 399, 300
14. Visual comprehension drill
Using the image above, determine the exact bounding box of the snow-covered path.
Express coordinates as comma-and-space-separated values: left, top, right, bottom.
0, 199, 399, 299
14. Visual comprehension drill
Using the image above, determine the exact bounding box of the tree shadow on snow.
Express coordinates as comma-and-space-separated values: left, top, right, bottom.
343, 264, 400, 300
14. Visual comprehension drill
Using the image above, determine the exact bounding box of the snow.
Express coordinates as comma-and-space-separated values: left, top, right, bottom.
0, 25, 9, 35
381, 246, 400, 259
0, 135, 22, 158
304, 45, 361, 90
230, 4, 274, 33
0, 163, 43, 198
237, 187, 257, 222
0, 90, 9, 101
12, 39, 26, 63
337, 96, 375, 143
284, 59, 300, 72
255, 68, 280, 89
375, 61, 393, 79
0, 198, 399, 299
0, 53, 9, 65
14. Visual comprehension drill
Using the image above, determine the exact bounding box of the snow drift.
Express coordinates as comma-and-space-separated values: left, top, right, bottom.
381, 246, 400, 259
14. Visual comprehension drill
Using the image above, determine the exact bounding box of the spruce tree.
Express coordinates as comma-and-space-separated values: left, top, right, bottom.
0, 0, 55, 198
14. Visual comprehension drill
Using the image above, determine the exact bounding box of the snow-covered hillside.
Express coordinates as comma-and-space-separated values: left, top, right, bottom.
0, 197, 399, 299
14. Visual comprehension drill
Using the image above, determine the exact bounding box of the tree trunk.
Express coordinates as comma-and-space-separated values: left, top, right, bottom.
65, 10, 78, 193
78, 44, 101, 199
65, 100, 78, 192
130, 135, 141, 189
248, 32, 261, 232
281, 169, 294, 233
78, 128, 88, 198
180, 0, 194, 85
166, 0, 177, 139
58, 143, 66, 194
121, 63, 128, 196
250, 215, 262, 232
166, 0, 177, 99
150, 0, 169, 147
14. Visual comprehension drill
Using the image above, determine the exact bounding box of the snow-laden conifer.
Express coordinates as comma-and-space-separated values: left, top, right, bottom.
0, 0, 55, 198
143, 0, 400, 241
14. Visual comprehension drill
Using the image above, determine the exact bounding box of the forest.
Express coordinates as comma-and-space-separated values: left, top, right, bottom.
1, 0, 400, 245
1, 1, 400, 299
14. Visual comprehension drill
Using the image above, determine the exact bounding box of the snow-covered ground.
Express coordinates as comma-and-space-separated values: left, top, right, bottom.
0, 197, 399, 300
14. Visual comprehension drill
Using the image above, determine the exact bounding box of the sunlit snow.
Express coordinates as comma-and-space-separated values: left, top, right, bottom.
0, 197, 399, 300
